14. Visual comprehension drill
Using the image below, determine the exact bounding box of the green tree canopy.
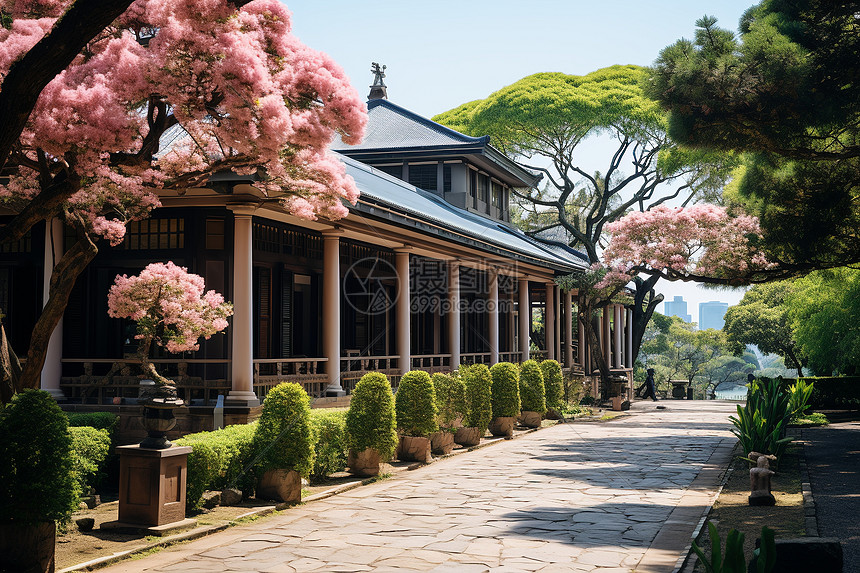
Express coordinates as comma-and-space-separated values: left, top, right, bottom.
650, 3, 860, 270
723, 282, 806, 377
784, 268, 860, 376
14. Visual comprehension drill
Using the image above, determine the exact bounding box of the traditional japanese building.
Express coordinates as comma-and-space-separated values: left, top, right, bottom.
2, 65, 635, 438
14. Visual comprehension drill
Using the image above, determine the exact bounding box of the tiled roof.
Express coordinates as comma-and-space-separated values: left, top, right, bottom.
340, 153, 587, 271
331, 99, 489, 151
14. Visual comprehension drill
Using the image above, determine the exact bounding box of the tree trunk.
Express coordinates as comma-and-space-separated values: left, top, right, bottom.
578, 291, 611, 400
786, 350, 804, 379
629, 275, 664, 365
18, 236, 98, 393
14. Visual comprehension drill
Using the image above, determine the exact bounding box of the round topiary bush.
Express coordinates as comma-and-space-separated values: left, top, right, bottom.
519, 360, 547, 414
432, 372, 466, 430
541, 359, 564, 412
345, 372, 398, 461
395, 370, 439, 437
490, 362, 520, 418
253, 382, 315, 478
309, 409, 348, 482
462, 364, 492, 432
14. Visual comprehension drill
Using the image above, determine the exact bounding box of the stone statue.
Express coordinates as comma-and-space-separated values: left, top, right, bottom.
748, 451, 777, 506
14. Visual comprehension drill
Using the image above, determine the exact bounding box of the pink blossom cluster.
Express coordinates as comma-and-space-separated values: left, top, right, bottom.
107, 261, 233, 353
601, 205, 774, 281
0, 0, 367, 242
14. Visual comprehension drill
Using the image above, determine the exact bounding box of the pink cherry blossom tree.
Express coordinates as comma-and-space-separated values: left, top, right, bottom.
0, 0, 367, 398
601, 205, 778, 286
108, 262, 232, 390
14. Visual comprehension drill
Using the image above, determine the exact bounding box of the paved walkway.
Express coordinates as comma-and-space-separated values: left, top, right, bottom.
104, 401, 736, 573
804, 420, 860, 572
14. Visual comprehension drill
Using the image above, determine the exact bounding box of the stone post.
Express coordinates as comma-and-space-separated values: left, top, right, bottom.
448, 261, 461, 368
488, 268, 499, 365
564, 290, 573, 368
227, 205, 260, 406
395, 248, 411, 375
545, 283, 555, 360
40, 218, 65, 400
518, 278, 530, 361
322, 229, 344, 395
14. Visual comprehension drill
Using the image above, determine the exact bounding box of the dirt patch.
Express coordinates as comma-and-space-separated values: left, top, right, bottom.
692, 442, 805, 569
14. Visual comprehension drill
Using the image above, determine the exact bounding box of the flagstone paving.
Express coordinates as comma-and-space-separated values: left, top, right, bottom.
102, 401, 736, 572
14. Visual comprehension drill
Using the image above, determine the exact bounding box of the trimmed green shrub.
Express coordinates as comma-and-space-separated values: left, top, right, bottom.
309, 409, 348, 482
519, 360, 547, 414
0, 390, 79, 524
395, 370, 438, 437
432, 372, 466, 430
490, 362, 520, 418
461, 364, 492, 432
253, 382, 315, 478
175, 422, 258, 510
69, 426, 111, 493
66, 412, 118, 436
345, 372, 397, 461
796, 376, 860, 408
541, 360, 564, 411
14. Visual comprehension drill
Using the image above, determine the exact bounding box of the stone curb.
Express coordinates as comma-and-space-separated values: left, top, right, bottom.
673, 438, 737, 573
59, 418, 571, 572
796, 428, 819, 536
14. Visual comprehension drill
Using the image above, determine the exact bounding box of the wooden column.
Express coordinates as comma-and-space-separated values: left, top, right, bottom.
518, 278, 530, 361
40, 218, 65, 400
614, 304, 624, 369
564, 290, 573, 368
448, 262, 461, 368
488, 268, 499, 365
322, 229, 344, 395
626, 308, 634, 368
227, 205, 260, 406
395, 248, 411, 375
545, 283, 555, 361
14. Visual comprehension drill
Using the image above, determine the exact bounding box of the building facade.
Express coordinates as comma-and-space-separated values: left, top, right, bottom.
663, 295, 691, 323
699, 301, 729, 331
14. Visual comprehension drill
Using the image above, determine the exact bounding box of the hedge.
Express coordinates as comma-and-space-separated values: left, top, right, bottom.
346, 372, 398, 460
309, 409, 348, 482
540, 360, 564, 412
432, 372, 466, 430
797, 376, 860, 409
0, 390, 79, 524
461, 364, 492, 432
395, 370, 438, 437
66, 412, 119, 437
69, 426, 112, 494
519, 360, 546, 414
490, 362, 520, 418
253, 382, 315, 479
175, 422, 258, 510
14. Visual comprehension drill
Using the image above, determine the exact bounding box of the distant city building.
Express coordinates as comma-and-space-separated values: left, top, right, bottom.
699, 301, 729, 330
663, 296, 691, 323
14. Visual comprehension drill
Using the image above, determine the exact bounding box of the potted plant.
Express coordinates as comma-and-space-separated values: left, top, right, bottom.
395, 370, 438, 462
107, 262, 232, 448
0, 390, 79, 572
489, 362, 520, 437
455, 364, 492, 446
541, 359, 564, 419
345, 372, 397, 476
519, 359, 547, 428
252, 382, 315, 503
429, 373, 466, 455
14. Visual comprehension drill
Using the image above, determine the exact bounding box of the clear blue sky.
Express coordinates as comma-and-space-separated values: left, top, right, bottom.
286, 0, 756, 321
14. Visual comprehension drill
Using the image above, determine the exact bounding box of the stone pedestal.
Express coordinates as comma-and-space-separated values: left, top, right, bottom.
397, 436, 432, 463
116, 445, 191, 527
348, 448, 382, 476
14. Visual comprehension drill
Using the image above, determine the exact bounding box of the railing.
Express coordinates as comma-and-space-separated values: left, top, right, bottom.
60, 358, 230, 406
530, 350, 549, 360
460, 352, 492, 365
253, 358, 328, 399
499, 351, 523, 363
410, 354, 451, 373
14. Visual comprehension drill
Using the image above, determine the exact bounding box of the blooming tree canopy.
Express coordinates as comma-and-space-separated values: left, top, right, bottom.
0, 0, 366, 395
601, 205, 776, 286
107, 262, 233, 385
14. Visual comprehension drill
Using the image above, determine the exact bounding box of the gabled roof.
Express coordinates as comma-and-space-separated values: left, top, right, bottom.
331, 99, 541, 188
332, 99, 489, 150
339, 153, 587, 272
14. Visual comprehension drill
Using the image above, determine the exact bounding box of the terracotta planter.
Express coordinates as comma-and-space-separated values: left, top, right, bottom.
454, 426, 483, 447
347, 448, 382, 477
430, 431, 455, 455
488, 416, 516, 437
256, 468, 302, 503
520, 410, 542, 429
397, 435, 432, 463
0, 520, 55, 572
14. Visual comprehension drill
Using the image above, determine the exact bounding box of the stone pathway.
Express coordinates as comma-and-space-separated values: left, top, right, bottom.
102, 401, 736, 573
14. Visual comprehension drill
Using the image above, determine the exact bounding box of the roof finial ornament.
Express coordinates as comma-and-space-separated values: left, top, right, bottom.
368, 62, 388, 100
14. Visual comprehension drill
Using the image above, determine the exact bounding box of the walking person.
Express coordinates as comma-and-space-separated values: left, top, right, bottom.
641, 368, 658, 401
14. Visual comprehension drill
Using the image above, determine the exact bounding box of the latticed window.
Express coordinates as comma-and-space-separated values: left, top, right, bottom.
408, 164, 437, 192
123, 218, 184, 250
0, 230, 31, 253
492, 182, 503, 208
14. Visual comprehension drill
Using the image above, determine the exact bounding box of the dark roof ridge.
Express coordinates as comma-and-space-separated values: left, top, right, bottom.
367, 99, 490, 146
